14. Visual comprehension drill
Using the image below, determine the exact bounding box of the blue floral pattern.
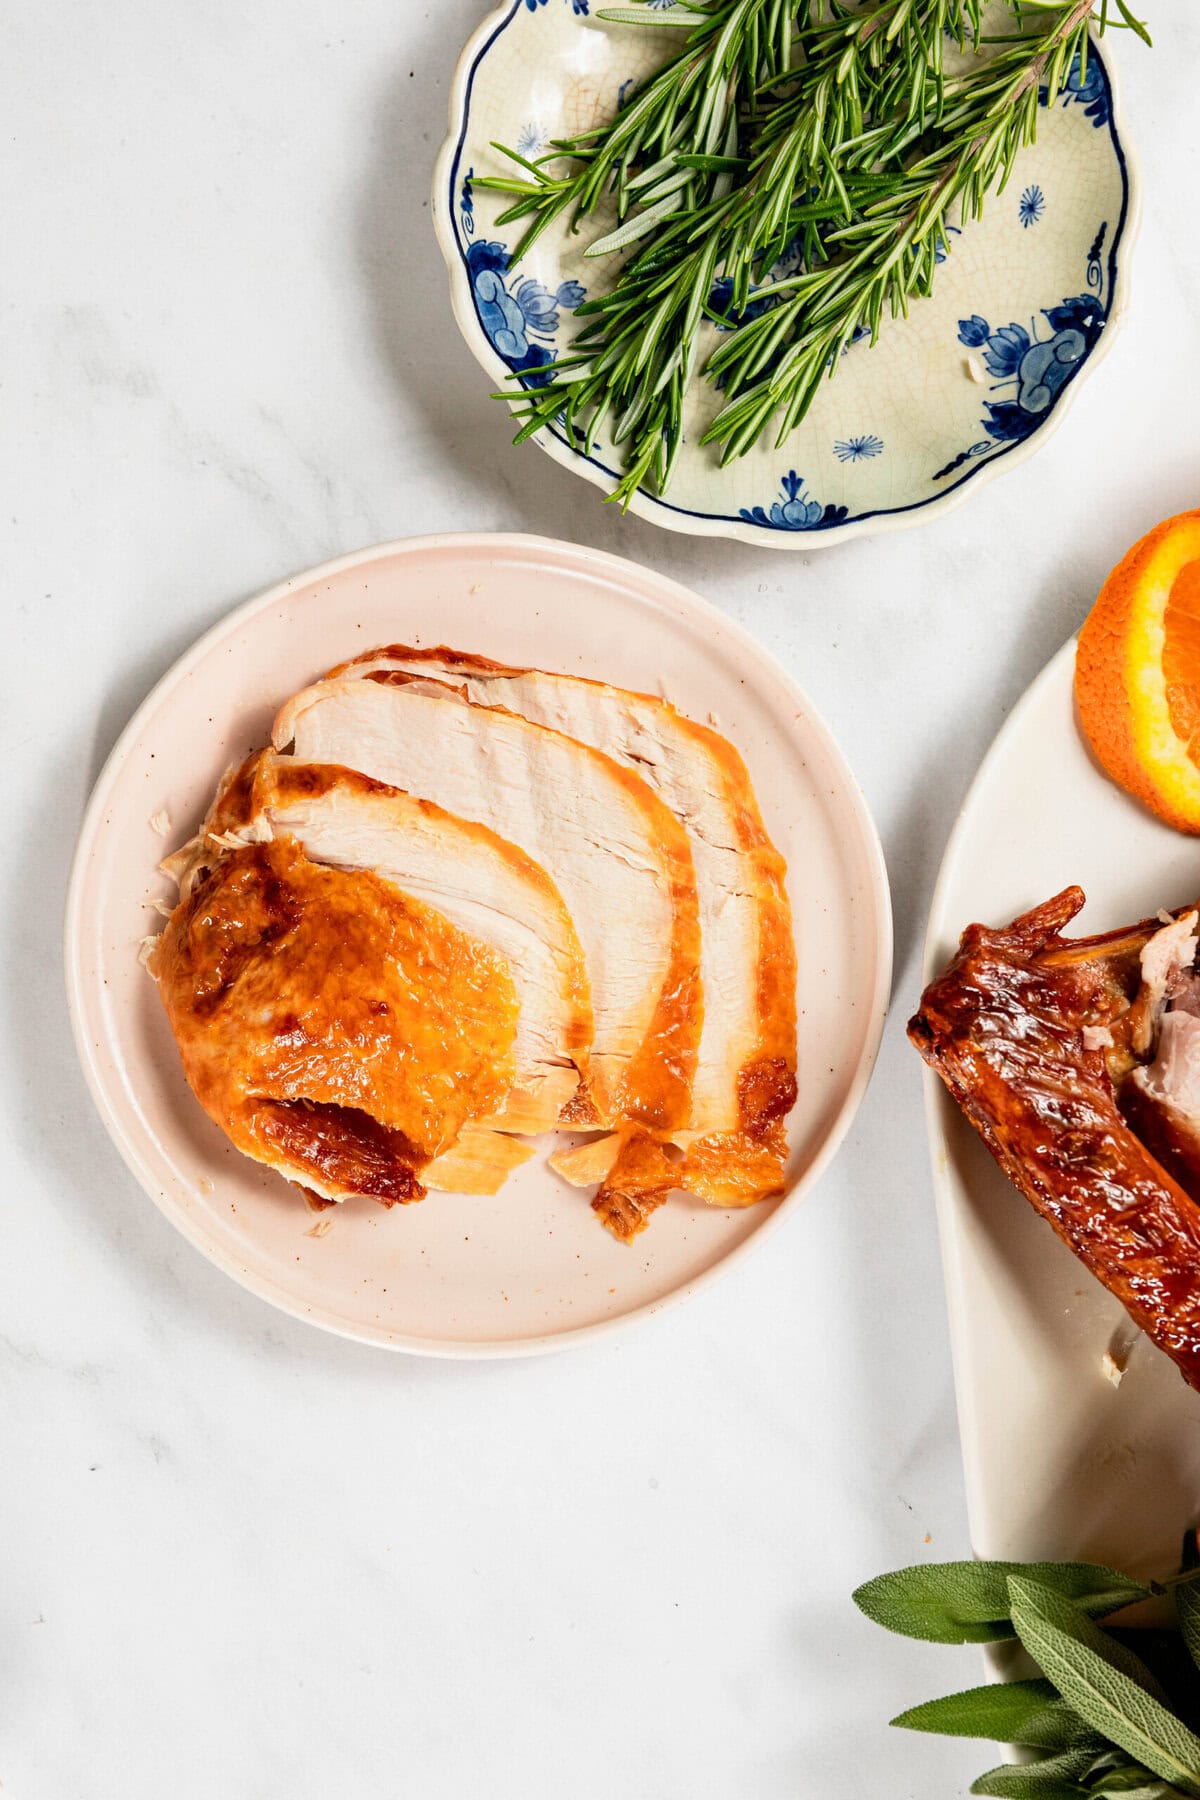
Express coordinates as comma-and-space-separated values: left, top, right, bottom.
447, 0, 1128, 536
931, 440, 995, 482
740, 470, 849, 532
1041, 46, 1109, 126
708, 235, 875, 362
935, 223, 962, 264
466, 240, 585, 384
955, 285, 1106, 449
1087, 221, 1108, 292
460, 163, 585, 386
834, 435, 884, 463
708, 234, 806, 332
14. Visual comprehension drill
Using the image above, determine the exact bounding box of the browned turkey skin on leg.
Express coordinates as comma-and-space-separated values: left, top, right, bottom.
910, 887, 1200, 1391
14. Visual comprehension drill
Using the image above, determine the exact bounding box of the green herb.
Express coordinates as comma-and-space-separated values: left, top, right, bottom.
971, 1746, 1119, 1797
890, 1679, 1102, 1748
855, 1539, 1200, 1798
852, 1559, 1151, 1644
1007, 1580, 1200, 1795
481, 0, 1152, 507
1175, 1534, 1200, 1679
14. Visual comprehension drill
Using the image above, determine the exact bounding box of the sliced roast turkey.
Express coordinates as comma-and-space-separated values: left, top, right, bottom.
272, 671, 702, 1135
148, 835, 520, 1206
327, 645, 798, 1215
202, 750, 593, 1140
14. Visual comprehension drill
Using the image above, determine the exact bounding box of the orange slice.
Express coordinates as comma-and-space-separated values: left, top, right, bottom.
1076, 509, 1200, 832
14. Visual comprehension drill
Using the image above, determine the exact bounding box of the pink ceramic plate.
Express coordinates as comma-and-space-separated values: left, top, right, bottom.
65, 535, 891, 1356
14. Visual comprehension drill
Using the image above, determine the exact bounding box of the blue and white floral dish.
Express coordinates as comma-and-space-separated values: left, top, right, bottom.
433, 3, 1139, 548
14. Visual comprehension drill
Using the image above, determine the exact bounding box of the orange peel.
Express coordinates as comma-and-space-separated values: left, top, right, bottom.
1076, 508, 1200, 833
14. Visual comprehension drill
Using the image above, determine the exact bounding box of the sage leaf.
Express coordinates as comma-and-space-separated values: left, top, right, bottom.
853, 1562, 1149, 1645
1169, 1531, 1200, 1700
1174, 1582, 1200, 1684
970, 1747, 1101, 1796
892, 1679, 1100, 1748
1089, 1759, 1186, 1796
1008, 1580, 1200, 1797
1107, 1631, 1200, 1726
1094, 1788, 1182, 1799
1002, 1582, 1167, 1703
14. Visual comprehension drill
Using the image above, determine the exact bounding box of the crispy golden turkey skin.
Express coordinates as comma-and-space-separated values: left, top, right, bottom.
149, 837, 518, 1205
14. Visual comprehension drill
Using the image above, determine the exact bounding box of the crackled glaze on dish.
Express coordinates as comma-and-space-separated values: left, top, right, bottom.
434, 5, 1138, 546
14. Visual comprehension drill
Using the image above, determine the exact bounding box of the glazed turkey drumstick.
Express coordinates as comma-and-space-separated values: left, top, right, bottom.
910, 886, 1200, 1392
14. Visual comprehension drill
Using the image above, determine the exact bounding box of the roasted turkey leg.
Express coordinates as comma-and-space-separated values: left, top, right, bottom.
910, 887, 1200, 1392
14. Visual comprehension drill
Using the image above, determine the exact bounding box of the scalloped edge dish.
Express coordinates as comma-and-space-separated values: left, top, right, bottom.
433, 6, 1140, 548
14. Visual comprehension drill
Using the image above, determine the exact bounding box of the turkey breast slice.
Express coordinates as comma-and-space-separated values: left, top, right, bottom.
201, 751, 592, 1139
272, 673, 702, 1133
331, 646, 798, 1214
147, 836, 519, 1207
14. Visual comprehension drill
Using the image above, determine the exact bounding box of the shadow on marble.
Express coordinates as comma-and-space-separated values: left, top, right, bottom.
881, 549, 1100, 998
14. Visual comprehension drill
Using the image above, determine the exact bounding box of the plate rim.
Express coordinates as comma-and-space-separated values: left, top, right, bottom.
431, 6, 1143, 549
64, 530, 894, 1358
918, 634, 1080, 1542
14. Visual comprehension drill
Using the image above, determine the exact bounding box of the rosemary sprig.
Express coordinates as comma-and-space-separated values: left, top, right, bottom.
702, 0, 1122, 458
479, 0, 816, 266
481, 0, 1151, 507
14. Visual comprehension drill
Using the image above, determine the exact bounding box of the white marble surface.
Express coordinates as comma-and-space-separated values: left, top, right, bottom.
3, 4, 1199, 1796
